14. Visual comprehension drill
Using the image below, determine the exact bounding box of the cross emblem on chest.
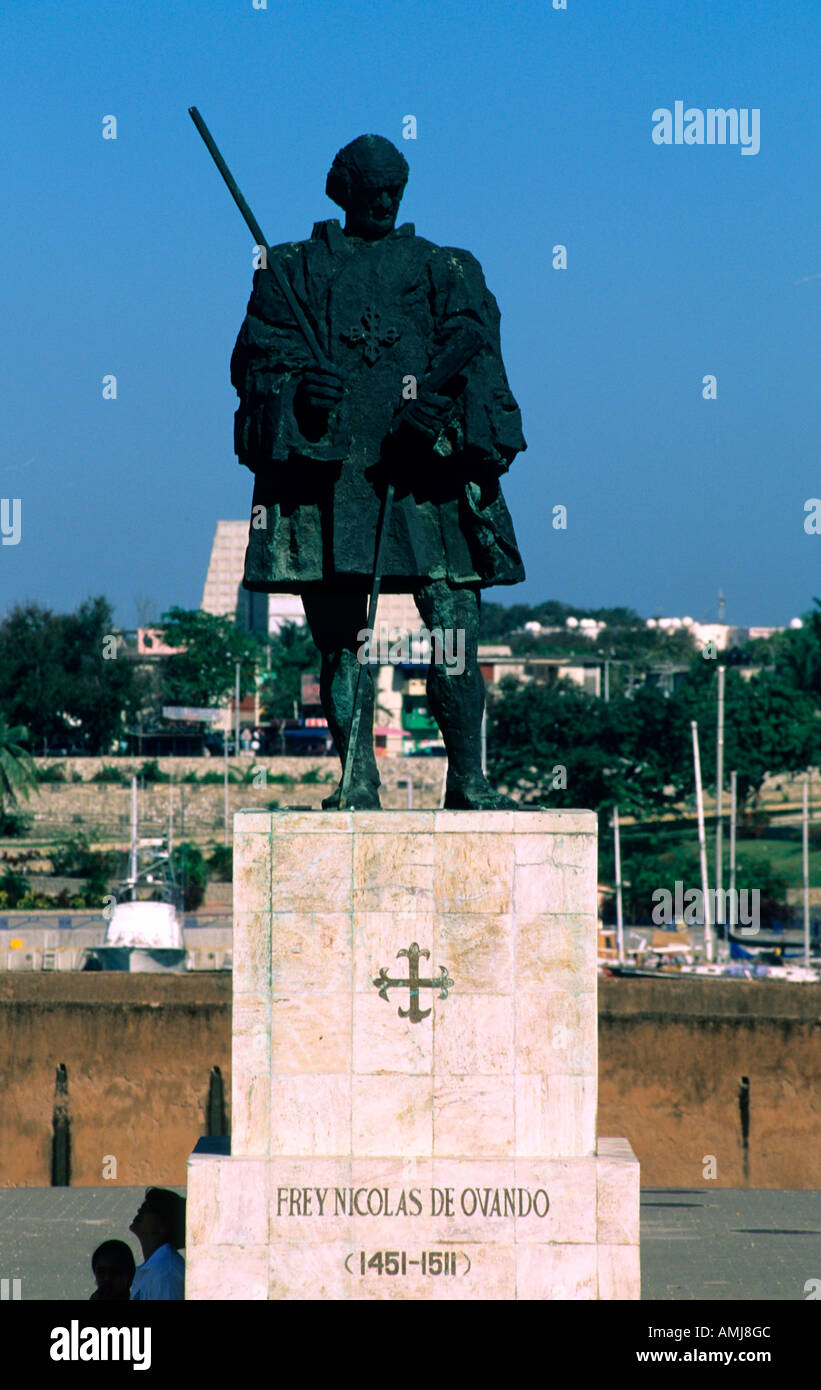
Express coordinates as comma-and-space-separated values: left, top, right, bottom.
341, 306, 400, 364
372, 941, 454, 1023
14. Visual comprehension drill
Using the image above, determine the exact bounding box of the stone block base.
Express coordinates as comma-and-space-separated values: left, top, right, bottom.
185, 1138, 639, 1300
231, 810, 600, 1163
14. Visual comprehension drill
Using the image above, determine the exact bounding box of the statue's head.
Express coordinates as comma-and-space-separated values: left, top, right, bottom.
326, 135, 409, 240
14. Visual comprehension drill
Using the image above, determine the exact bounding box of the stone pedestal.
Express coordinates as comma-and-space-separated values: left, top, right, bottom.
186, 811, 640, 1299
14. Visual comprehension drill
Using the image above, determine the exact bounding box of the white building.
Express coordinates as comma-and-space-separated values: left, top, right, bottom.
646, 617, 790, 651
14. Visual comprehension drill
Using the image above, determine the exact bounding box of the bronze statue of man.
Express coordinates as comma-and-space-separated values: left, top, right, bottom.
231, 134, 526, 809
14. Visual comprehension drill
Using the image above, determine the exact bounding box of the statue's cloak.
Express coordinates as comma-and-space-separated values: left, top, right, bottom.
230, 219, 526, 592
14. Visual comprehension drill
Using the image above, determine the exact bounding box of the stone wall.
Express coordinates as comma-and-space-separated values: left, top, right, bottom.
598, 978, 821, 1189
0, 974, 230, 1188
1, 974, 818, 1188
19, 757, 446, 840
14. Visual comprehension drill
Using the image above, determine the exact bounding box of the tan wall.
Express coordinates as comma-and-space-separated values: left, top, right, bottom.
0, 974, 230, 1187
598, 978, 821, 1188
1, 975, 818, 1188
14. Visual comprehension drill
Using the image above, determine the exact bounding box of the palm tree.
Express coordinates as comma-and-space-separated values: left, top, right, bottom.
0, 715, 38, 818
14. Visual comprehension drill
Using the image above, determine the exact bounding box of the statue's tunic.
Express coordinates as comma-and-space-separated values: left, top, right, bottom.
230, 218, 526, 593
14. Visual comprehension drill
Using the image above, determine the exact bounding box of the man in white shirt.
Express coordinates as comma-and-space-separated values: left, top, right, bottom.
129, 1188, 186, 1300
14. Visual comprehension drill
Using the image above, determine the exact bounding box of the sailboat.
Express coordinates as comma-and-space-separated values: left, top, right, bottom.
80, 778, 187, 972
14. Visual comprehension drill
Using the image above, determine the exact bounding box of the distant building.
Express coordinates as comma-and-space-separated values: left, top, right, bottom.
646, 617, 789, 650
135, 628, 182, 657
478, 647, 601, 697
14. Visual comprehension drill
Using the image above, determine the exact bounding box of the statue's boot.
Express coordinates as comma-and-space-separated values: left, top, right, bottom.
427, 653, 532, 810
321, 778, 381, 811
318, 648, 381, 811
443, 774, 525, 811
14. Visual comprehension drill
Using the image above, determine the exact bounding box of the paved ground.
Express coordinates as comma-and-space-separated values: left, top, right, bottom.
640, 1188, 821, 1300
1, 1186, 819, 1300
0, 1187, 178, 1301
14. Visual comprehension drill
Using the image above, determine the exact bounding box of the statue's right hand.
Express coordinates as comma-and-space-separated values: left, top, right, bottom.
296, 367, 345, 411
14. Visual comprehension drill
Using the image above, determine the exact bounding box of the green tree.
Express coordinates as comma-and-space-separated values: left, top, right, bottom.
158, 608, 260, 708
734, 599, 821, 702
0, 716, 38, 817
0, 604, 68, 745
206, 843, 233, 882
61, 597, 141, 752
767, 600, 821, 697
619, 841, 702, 923
507, 624, 696, 665
488, 658, 820, 821
0, 868, 29, 908
479, 598, 647, 642
487, 678, 681, 816
170, 841, 208, 912
479, 602, 538, 641
0, 598, 139, 752
671, 664, 820, 808
600, 840, 792, 925
50, 832, 117, 884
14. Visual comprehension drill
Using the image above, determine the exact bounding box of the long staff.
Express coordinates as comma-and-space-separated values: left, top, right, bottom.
189, 107, 331, 369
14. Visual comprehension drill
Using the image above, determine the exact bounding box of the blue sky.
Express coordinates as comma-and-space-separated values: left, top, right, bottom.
1, 0, 819, 628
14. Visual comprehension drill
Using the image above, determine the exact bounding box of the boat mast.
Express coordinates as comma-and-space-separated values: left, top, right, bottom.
803, 775, 810, 969
691, 721, 714, 963
613, 806, 625, 964
129, 775, 138, 898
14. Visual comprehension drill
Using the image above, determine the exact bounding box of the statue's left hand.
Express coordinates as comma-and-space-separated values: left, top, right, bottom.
296, 366, 345, 411
398, 391, 454, 440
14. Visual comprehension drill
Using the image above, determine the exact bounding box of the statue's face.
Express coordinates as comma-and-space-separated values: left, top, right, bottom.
343, 181, 404, 240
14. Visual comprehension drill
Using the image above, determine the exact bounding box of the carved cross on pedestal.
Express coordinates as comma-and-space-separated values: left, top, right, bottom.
341, 306, 400, 364
372, 941, 454, 1023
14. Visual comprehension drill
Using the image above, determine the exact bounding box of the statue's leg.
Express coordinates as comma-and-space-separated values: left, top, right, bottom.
414, 579, 521, 810
301, 587, 381, 810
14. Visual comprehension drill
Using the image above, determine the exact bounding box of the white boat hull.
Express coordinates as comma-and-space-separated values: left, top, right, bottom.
84, 946, 188, 973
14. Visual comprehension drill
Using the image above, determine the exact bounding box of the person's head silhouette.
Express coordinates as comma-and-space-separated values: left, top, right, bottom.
129, 1188, 186, 1261
90, 1239, 136, 1301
